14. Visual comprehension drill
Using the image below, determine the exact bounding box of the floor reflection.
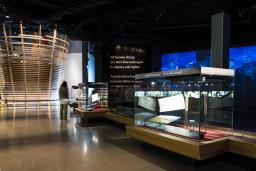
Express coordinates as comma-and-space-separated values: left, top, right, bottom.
0, 102, 60, 120
0, 103, 253, 171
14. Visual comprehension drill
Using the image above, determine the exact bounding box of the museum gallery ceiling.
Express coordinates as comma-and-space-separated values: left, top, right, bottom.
1, 0, 256, 49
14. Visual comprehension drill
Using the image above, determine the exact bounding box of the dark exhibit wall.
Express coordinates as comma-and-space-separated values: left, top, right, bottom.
161, 45, 256, 132
232, 47, 256, 131
103, 45, 151, 108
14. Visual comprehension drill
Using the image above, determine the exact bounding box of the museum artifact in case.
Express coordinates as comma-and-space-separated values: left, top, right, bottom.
77, 82, 108, 112
134, 67, 234, 141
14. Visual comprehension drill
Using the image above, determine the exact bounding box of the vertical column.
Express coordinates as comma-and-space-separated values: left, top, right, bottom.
211, 12, 230, 69
82, 41, 88, 83
94, 43, 104, 82
87, 42, 95, 82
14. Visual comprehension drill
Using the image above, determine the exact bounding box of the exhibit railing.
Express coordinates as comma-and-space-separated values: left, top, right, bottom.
0, 22, 69, 102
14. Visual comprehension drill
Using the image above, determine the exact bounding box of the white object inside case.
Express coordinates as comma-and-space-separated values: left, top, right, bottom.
138, 96, 156, 111
158, 94, 185, 112
91, 93, 100, 102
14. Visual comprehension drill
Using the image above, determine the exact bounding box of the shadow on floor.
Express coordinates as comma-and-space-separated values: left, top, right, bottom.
0, 123, 74, 151
102, 126, 256, 171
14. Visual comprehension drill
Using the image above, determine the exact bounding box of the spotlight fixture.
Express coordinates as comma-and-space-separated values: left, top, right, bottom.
116, 45, 121, 49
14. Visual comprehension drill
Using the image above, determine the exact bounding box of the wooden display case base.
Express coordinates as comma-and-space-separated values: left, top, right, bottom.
127, 126, 256, 160
105, 112, 134, 126
229, 136, 256, 159
75, 108, 256, 160
127, 126, 230, 160
74, 108, 134, 126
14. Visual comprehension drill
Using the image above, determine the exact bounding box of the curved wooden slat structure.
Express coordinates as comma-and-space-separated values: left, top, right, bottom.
0, 23, 69, 102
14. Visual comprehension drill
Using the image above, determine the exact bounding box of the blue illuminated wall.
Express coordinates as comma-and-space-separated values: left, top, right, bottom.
230, 46, 256, 131
88, 52, 95, 82
229, 46, 256, 74
161, 51, 197, 71
161, 50, 211, 71
162, 45, 256, 71
88, 42, 95, 82
161, 45, 256, 132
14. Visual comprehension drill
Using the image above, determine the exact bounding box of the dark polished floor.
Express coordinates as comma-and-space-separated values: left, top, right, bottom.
0, 105, 254, 171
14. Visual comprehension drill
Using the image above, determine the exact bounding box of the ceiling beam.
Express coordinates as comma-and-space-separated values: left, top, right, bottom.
51, 0, 117, 21
19, 0, 62, 9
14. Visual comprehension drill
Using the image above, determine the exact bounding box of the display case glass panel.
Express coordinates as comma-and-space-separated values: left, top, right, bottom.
134, 67, 234, 141
77, 82, 108, 112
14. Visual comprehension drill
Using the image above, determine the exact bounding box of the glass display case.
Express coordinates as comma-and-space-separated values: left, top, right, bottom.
71, 85, 79, 100
77, 82, 108, 112
134, 67, 234, 141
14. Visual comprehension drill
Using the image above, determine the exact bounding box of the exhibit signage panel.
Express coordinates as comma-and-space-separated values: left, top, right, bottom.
104, 45, 151, 107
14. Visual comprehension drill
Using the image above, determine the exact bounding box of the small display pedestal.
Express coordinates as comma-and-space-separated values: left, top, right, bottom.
76, 82, 108, 126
